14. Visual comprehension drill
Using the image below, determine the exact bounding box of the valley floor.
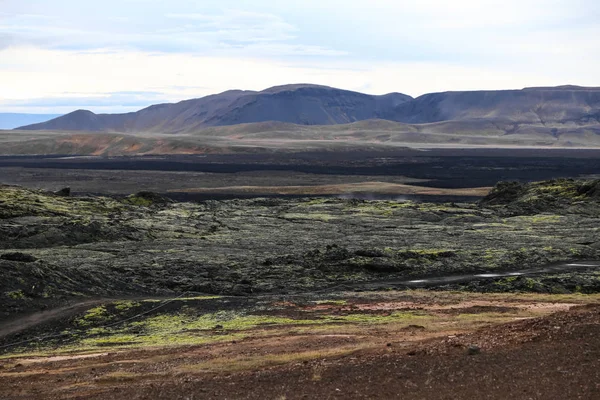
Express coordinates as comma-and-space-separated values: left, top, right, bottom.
1, 166, 600, 399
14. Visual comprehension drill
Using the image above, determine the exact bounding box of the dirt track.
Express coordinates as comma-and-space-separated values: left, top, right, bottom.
0, 300, 112, 339
2, 260, 598, 344
1, 295, 599, 399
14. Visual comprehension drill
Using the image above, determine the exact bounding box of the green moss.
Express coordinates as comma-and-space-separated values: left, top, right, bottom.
530, 180, 582, 199
396, 249, 456, 259
130, 310, 428, 337
348, 201, 413, 216
0, 186, 125, 218
510, 215, 564, 224
483, 249, 504, 261
76, 306, 112, 327
303, 199, 331, 206
141, 296, 221, 303
490, 276, 520, 289
39, 308, 433, 353
570, 248, 582, 256
531, 215, 563, 224
314, 299, 348, 306
6, 290, 26, 300
282, 213, 335, 222
524, 278, 539, 290
85, 335, 141, 346
123, 195, 153, 207
416, 203, 464, 212
113, 301, 140, 311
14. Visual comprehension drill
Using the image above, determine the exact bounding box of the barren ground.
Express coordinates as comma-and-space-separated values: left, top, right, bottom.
2, 151, 600, 399
1, 292, 599, 399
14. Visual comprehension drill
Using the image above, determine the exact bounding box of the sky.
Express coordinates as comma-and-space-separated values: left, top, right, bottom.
0, 0, 599, 114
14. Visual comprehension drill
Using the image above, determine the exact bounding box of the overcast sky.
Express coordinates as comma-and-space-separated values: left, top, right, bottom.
1, 0, 599, 113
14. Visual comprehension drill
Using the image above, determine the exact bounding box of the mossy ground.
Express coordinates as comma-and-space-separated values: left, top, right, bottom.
3, 290, 599, 359
1, 180, 600, 323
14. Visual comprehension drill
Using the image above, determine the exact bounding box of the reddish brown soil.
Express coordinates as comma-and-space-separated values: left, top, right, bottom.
1, 303, 599, 399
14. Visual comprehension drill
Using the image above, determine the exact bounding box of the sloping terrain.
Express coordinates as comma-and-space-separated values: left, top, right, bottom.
117, 302, 598, 400
0, 132, 233, 156
0, 292, 599, 399
15, 85, 600, 142
4, 118, 600, 156
8, 85, 600, 155
17, 85, 412, 133
386, 85, 600, 125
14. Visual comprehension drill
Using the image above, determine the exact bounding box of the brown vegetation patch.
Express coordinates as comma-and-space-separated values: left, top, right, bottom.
1, 293, 597, 399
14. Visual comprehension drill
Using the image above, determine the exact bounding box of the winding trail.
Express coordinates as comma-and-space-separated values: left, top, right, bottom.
1, 261, 598, 340
0, 299, 112, 339
315, 260, 600, 292
390, 260, 600, 288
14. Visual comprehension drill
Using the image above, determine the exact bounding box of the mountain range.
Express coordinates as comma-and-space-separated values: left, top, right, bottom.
17, 84, 600, 134
3, 84, 600, 156
17, 84, 412, 133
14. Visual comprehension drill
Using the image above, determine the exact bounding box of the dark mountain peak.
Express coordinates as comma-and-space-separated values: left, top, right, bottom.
206, 89, 257, 99
204, 84, 415, 127
387, 86, 600, 124
524, 85, 600, 91
57, 109, 99, 123
377, 92, 414, 105
380, 92, 414, 98
218, 89, 256, 95
18, 109, 103, 131
70, 109, 96, 116
260, 84, 336, 94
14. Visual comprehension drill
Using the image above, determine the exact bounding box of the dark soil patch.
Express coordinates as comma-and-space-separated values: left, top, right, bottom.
440, 305, 519, 315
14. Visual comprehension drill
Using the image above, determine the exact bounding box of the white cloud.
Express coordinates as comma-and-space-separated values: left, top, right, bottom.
1, 47, 597, 113
0, 0, 598, 113
0, 7, 343, 57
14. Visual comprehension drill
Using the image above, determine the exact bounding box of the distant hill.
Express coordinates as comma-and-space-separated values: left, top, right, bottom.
17, 85, 413, 133
18, 85, 600, 134
12, 84, 600, 154
0, 113, 61, 129
5, 116, 600, 157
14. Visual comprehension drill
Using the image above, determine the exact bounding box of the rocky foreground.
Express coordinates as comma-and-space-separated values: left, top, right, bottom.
1, 179, 600, 320
1, 291, 599, 399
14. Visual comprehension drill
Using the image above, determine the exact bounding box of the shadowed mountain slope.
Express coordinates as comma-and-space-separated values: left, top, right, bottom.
18, 85, 600, 134
385, 86, 600, 125
18, 85, 412, 133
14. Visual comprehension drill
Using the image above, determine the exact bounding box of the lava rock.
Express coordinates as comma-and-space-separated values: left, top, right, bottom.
54, 187, 71, 197
479, 181, 525, 206
134, 191, 173, 205
577, 180, 600, 198
355, 249, 388, 258
1, 252, 38, 262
